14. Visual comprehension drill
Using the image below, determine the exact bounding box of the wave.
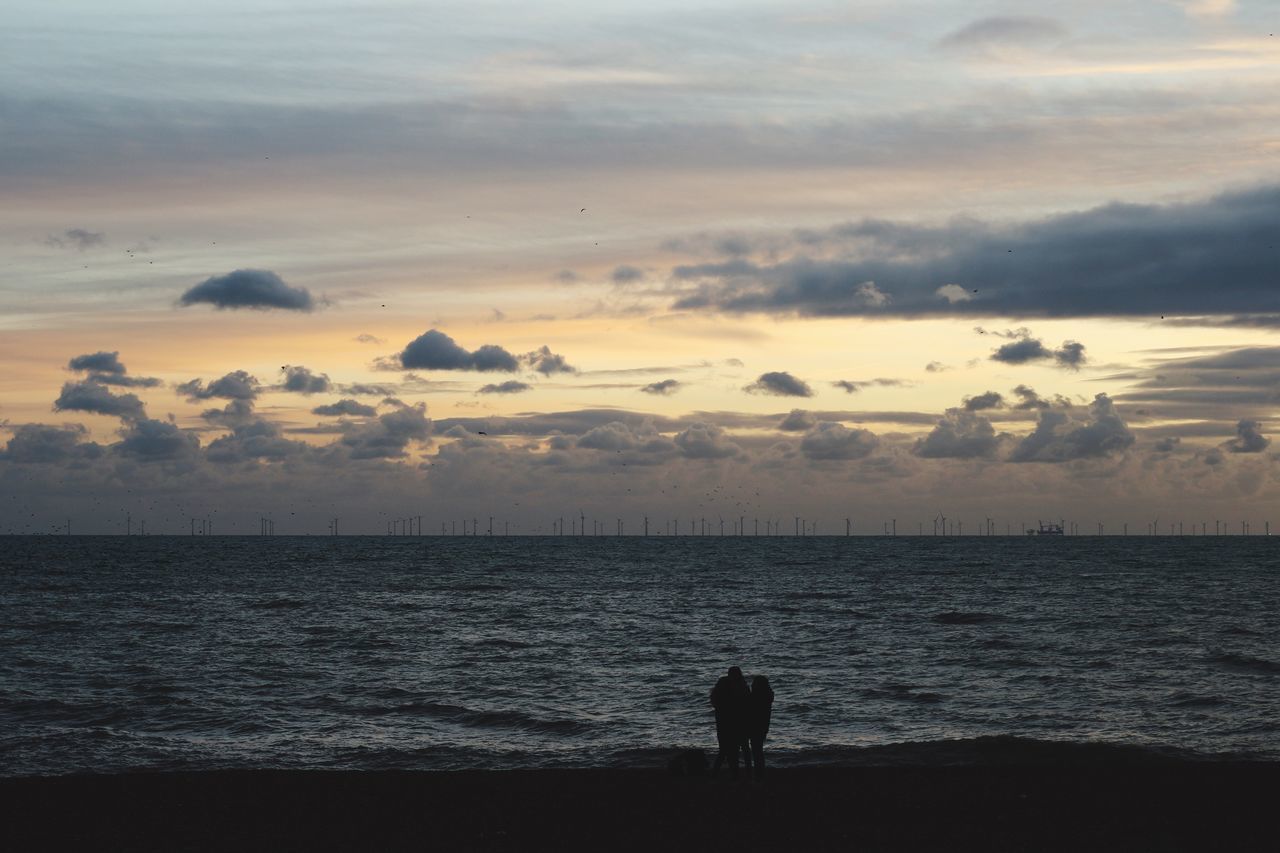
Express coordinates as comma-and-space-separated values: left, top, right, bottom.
1209, 652, 1280, 675
350, 700, 593, 735
247, 598, 308, 610
931, 612, 1000, 625
609, 735, 1244, 769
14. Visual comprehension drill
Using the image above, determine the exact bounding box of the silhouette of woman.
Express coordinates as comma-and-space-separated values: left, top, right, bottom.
709, 666, 752, 778
747, 675, 774, 777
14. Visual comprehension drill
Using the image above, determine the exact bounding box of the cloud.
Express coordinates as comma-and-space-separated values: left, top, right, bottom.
935, 284, 974, 304
611, 265, 645, 283
201, 399, 256, 428
177, 371, 260, 401
179, 269, 315, 311
398, 329, 520, 372
0, 424, 100, 463
1009, 393, 1134, 463
66, 351, 162, 387
963, 391, 1004, 411
116, 418, 201, 460
341, 403, 432, 459
478, 381, 533, 395
744, 371, 814, 397
280, 365, 332, 394
778, 409, 816, 432
206, 419, 309, 463
938, 16, 1067, 54
640, 379, 681, 395
914, 410, 1004, 459
45, 228, 105, 251
522, 345, 576, 375
312, 399, 378, 417
665, 187, 1280, 322
576, 421, 675, 454
1010, 384, 1068, 410
355, 334, 385, 345
991, 336, 1086, 369
673, 422, 741, 459
1224, 419, 1269, 453
832, 378, 909, 393
54, 381, 146, 421
68, 351, 125, 375
800, 422, 879, 460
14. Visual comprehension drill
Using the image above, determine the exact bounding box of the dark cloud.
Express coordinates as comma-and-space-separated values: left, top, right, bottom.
0, 424, 100, 463
778, 409, 816, 432
832, 378, 909, 393
914, 410, 1004, 459
1009, 394, 1134, 463
673, 422, 741, 459
355, 333, 385, 345
180, 269, 315, 311
478, 381, 532, 395
640, 379, 681, 395
312, 399, 378, 417
1225, 419, 1269, 454
577, 421, 675, 454
744, 371, 814, 397
46, 228, 105, 251
178, 371, 260, 401
1153, 436, 1182, 453
341, 404, 432, 459
925, 361, 951, 373
1114, 346, 1280, 418
201, 399, 256, 428
938, 16, 1067, 53
666, 187, 1280, 322
1011, 384, 1051, 410
116, 418, 201, 460
54, 381, 146, 421
398, 329, 519, 372
800, 422, 878, 460
206, 419, 309, 463
280, 365, 332, 395
522, 346, 576, 376
68, 351, 125, 375
963, 391, 1004, 411
990, 336, 1085, 368
343, 383, 397, 396
66, 351, 162, 387
611, 265, 645, 283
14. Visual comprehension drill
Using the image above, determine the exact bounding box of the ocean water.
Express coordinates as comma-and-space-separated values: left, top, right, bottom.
2, 536, 1278, 775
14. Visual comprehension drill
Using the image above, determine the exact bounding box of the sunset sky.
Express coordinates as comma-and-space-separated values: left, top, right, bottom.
3, 0, 1278, 534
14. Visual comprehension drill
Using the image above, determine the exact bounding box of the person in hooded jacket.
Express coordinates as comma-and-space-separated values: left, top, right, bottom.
746, 674, 774, 778
709, 666, 752, 778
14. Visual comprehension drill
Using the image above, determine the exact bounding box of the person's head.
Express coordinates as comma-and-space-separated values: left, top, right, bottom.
752, 675, 770, 692
727, 666, 743, 680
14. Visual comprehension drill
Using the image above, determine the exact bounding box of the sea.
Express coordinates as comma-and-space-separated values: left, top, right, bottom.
2, 536, 1278, 776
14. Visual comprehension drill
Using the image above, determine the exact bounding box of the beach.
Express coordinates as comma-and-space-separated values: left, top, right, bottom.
6, 760, 1276, 851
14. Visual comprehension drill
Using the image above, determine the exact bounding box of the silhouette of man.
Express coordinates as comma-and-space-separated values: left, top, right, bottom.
709, 666, 752, 778
747, 675, 774, 778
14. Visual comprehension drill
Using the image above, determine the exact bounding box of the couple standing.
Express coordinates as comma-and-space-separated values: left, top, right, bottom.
709, 666, 773, 778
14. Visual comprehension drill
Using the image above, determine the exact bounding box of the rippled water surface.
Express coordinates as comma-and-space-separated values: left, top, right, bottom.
3, 536, 1278, 774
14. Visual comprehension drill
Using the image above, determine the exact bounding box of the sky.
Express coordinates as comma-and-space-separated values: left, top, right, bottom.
2, 0, 1278, 534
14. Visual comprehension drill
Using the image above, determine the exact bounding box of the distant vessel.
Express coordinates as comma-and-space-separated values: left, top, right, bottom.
1027, 521, 1064, 536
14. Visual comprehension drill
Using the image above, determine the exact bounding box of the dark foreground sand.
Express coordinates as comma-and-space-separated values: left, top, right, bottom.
5, 762, 1277, 851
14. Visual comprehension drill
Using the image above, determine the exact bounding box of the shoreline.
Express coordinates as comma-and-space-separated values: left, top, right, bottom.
6, 762, 1277, 851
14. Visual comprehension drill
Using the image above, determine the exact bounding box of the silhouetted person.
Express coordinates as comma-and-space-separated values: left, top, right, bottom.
709, 666, 752, 778
747, 675, 774, 778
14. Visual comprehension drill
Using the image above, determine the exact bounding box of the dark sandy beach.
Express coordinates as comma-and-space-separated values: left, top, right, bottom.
5, 759, 1276, 852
